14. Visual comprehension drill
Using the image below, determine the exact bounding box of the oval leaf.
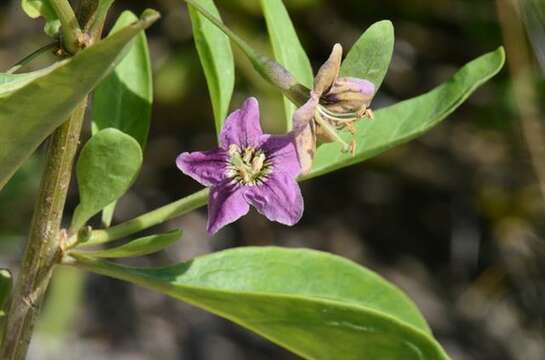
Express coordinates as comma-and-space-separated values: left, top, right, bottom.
92, 11, 153, 226
73, 247, 449, 359
71, 129, 143, 231
188, 0, 234, 135
305, 47, 506, 180
0, 10, 159, 191
340, 20, 394, 90
74, 230, 182, 258
260, 0, 313, 131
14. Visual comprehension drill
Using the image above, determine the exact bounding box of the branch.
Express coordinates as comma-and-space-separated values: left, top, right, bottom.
49, 0, 83, 54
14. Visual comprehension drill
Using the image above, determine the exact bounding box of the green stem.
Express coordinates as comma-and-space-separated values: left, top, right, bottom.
184, 0, 256, 61
6, 42, 58, 74
85, 0, 116, 41
82, 189, 210, 247
183, 0, 309, 106
50, 0, 83, 54
0, 100, 87, 360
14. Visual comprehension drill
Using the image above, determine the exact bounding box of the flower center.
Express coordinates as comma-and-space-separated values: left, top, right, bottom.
226, 144, 272, 186
312, 104, 374, 156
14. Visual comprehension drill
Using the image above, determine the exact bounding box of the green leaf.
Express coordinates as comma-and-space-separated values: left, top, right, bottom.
71, 128, 143, 231
73, 247, 449, 360
74, 230, 182, 258
21, 0, 61, 37
188, 0, 235, 135
0, 67, 60, 97
260, 0, 313, 131
305, 47, 506, 180
0, 269, 12, 316
92, 11, 153, 147
340, 20, 394, 90
92, 11, 153, 226
0, 10, 159, 191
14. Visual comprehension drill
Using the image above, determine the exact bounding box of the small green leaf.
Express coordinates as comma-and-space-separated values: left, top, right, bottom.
92, 11, 153, 226
74, 230, 182, 258
188, 0, 235, 135
340, 20, 394, 90
305, 47, 506, 179
0, 10, 159, 191
0, 269, 12, 315
73, 247, 449, 360
71, 129, 143, 231
260, 0, 313, 131
21, 0, 61, 37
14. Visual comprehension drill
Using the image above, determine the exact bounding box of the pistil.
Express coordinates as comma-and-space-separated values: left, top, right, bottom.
227, 145, 272, 186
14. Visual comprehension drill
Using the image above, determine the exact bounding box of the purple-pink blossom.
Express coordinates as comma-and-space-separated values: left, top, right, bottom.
177, 97, 303, 235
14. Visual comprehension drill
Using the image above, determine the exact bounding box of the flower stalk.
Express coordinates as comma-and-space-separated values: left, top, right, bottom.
182, 0, 309, 106
79, 189, 210, 247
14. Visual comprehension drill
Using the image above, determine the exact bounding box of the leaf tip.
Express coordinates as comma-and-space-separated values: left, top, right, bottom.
141, 9, 161, 22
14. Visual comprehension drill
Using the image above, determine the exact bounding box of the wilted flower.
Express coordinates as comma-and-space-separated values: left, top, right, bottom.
294, 43, 376, 174
177, 97, 303, 234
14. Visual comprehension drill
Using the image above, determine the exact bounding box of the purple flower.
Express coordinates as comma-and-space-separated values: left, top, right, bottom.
177, 97, 304, 235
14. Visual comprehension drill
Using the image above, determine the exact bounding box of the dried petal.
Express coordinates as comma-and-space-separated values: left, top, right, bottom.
313, 43, 343, 95
325, 77, 376, 114
293, 95, 319, 174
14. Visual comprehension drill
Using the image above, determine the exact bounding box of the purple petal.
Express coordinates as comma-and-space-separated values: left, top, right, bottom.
176, 149, 228, 187
244, 173, 303, 226
220, 97, 263, 149
208, 181, 250, 235
259, 134, 301, 178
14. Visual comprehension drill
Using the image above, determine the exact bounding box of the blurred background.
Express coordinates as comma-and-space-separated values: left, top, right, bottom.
1, 0, 545, 359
